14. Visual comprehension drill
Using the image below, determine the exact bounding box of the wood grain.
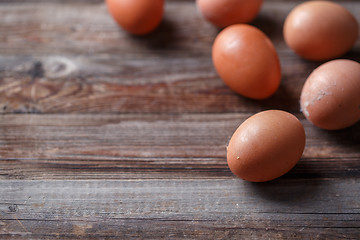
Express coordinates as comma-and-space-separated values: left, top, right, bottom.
0, 114, 359, 180
1, 179, 360, 239
0, 0, 359, 239
0, 1, 359, 114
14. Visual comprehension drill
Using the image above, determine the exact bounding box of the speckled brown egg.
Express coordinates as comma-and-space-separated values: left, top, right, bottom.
227, 110, 305, 182
300, 59, 360, 130
283, 1, 358, 61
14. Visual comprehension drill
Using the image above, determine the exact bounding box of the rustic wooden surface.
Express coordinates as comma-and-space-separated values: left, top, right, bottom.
0, 0, 359, 239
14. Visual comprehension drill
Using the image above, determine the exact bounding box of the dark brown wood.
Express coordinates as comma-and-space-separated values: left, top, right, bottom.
0, 114, 359, 180
0, 1, 358, 114
0, 0, 359, 239
1, 179, 360, 239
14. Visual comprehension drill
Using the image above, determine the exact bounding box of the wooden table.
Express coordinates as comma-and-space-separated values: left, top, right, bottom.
0, 0, 359, 239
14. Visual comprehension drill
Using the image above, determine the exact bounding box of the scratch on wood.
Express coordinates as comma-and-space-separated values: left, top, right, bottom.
13, 214, 29, 233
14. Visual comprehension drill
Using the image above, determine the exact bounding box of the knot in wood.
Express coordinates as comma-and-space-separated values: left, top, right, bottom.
42, 56, 77, 79
8, 204, 18, 213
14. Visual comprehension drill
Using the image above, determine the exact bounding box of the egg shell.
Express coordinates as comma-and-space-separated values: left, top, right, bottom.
300, 59, 360, 130
196, 0, 263, 28
283, 1, 358, 61
212, 24, 281, 99
227, 110, 305, 182
106, 0, 164, 35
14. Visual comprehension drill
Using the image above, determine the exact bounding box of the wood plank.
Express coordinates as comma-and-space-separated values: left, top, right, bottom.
0, 114, 358, 180
0, 179, 359, 239
0, 1, 358, 56
0, 55, 311, 114
0, 1, 359, 114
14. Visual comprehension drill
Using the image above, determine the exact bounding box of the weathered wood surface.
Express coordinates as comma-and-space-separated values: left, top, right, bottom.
1, 179, 360, 239
0, 0, 359, 239
0, 0, 359, 114
0, 114, 359, 180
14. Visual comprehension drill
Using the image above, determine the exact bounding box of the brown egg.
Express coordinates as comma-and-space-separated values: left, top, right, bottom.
283, 1, 358, 61
212, 24, 281, 99
196, 0, 263, 28
300, 59, 360, 130
227, 110, 305, 182
106, 0, 164, 35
